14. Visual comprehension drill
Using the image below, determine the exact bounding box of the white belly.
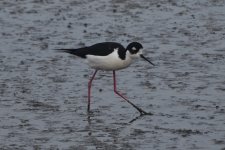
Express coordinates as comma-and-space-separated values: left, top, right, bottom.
86, 50, 132, 71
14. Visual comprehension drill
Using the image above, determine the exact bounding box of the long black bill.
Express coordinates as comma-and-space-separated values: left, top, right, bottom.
140, 54, 155, 66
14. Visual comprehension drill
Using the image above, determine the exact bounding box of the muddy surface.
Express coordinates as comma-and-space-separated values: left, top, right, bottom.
1, 0, 225, 149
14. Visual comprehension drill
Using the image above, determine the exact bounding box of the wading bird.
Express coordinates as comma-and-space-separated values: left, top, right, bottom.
57, 42, 154, 115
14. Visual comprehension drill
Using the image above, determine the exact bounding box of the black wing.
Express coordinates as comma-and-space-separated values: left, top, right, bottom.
56, 42, 126, 59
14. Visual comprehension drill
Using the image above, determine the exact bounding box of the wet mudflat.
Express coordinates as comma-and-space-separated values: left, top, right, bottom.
1, 0, 225, 149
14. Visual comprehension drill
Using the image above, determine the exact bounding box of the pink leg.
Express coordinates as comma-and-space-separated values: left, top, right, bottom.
88, 70, 98, 112
113, 71, 149, 115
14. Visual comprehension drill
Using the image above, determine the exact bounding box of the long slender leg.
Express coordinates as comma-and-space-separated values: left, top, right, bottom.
113, 70, 150, 115
88, 70, 98, 112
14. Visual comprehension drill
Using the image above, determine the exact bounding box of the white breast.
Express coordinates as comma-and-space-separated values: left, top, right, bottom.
86, 50, 132, 71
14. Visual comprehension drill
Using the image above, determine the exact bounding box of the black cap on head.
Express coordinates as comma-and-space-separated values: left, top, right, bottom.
126, 42, 143, 54
126, 42, 154, 66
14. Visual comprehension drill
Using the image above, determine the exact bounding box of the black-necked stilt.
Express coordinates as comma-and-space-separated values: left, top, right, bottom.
57, 42, 154, 115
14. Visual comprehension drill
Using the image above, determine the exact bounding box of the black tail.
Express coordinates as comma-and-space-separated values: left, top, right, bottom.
55, 48, 87, 58
55, 49, 76, 55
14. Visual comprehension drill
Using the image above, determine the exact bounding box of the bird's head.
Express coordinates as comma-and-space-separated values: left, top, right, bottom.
126, 42, 154, 66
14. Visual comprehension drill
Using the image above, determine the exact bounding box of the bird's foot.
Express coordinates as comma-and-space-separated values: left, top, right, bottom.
129, 111, 153, 123
139, 109, 153, 116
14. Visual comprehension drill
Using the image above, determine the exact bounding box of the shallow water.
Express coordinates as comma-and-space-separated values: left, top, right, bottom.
0, 0, 225, 149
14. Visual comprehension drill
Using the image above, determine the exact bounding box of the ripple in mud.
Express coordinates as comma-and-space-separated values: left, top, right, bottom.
154, 126, 206, 137
26, 100, 60, 112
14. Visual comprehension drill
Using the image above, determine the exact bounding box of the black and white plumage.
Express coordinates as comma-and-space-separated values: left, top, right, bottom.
57, 42, 154, 115
57, 42, 154, 71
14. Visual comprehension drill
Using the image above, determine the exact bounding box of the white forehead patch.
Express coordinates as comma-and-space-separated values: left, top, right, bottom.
132, 47, 136, 51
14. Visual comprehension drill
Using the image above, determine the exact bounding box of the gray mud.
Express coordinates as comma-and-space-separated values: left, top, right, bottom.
1, 0, 225, 149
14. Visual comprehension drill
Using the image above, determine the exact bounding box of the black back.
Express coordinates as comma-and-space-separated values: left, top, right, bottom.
57, 42, 127, 59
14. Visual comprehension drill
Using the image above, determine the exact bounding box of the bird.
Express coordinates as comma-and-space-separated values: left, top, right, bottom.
57, 42, 154, 115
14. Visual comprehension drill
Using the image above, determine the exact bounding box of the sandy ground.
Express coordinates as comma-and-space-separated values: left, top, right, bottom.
1, 0, 225, 149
